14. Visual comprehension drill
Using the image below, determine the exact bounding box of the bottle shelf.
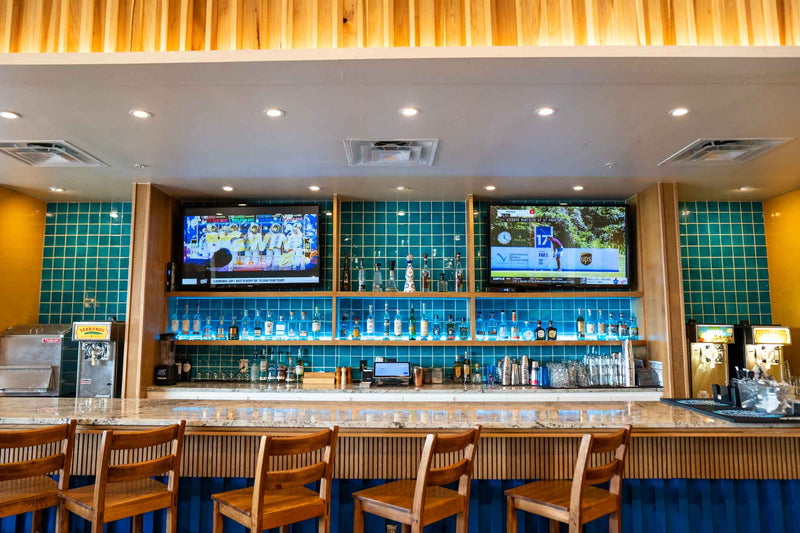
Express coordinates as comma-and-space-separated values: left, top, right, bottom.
167, 290, 643, 299
473, 340, 647, 346
472, 291, 644, 299
175, 339, 337, 346
173, 339, 646, 347
336, 291, 468, 298
167, 291, 334, 298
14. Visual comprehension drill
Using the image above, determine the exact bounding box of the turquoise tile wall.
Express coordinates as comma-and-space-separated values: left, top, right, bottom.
679, 201, 772, 325
38, 202, 132, 393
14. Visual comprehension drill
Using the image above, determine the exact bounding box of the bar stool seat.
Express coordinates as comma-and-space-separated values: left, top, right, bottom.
61, 478, 173, 522
212, 485, 325, 528
0, 477, 59, 510
353, 479, 466, 523
504, 481, 618, 525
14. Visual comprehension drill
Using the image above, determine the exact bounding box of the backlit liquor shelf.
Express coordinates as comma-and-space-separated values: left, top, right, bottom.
166, 291, 645, 299
172, 339, 648, 346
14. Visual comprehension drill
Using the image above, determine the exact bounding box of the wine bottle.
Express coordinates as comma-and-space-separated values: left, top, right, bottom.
421, 254, 431, 292
576, 308, 585, 339
341, 251, 351, 291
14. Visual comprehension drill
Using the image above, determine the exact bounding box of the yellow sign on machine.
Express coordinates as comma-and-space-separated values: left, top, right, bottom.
72, 323, 112, 341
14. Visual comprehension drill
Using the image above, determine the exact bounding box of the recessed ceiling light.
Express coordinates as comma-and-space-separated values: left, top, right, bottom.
535, 107, 556, 117
48, 187, 65, 193
397, 210, 406, 216
129, 109, 152, 119
264, 108, 285, 118
394, 185, 408, 191
572, 185, 585, 191
484, 185, 497, 191
134, 162, 148, 169
221, 186, 235, 192
110, 211, 119, 219
738, 186, 754, 191
399, 107, 420, 117
308, 185, 321, 192
0, 111, 21, 119
668, 107, 690, 117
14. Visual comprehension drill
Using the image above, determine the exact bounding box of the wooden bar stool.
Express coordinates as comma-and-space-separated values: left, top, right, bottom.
0, 420, 77, 533
352, 425, 481, 533
60, 421, 186, 533
505, 425, 631, 533
211, 426, 339, 533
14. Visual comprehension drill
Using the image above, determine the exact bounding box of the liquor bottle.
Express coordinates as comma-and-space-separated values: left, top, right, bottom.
228, 316, 239, 340
216, 315, 226, 340
275, 314, 287, 339
358, 258, 366, 292
546, 320, 558, 341
182, 355, 192, 381
585, 309, 595, 338
522, 321, 534, 341
175, 351, 182, 381
421, 254, 431, 292
438, 272, 448, 292
287, 311, 298, 339
618, 313, 628, 339
393, 307, 403, 339
403, 254, 416, 293
608, 312, 618, 339
170, 307, 180, 334
264, 311, 274, 339
454, 253, 465, 292
202, 316, 214, 339
497, 311, 509, 340
298, 311, 309, 339
341, 251, 351, 291
510, 311, 519, 340
408, 305, 417, 340
597, 309, 607, 340
181, 303, 191, 335
382, 304, 391, 340
446, 315, 456, 341
286, 356, 296, 383
432, 315, 443, 339
339, 315, 349, 339
462, 352, 471, 383
241, 309, 251, 340
259, 349, 268, 382
386, 261, 398, 292
629, 315, 639, 340
373, 263, 383, 292
486, 313, 498, 340
420, 303, 429, 340
351, 317, 361, 340
312, 306, 322, 339
452, 354, 463, 382
192, 304, 202, 336
535, 320, 546, 341
366, 305, 375, 339
295, 349, 305, 383
459, 318, 469, 340
576, 308, 585, 339
475, 313, 485, 340
253, 309, 263, 338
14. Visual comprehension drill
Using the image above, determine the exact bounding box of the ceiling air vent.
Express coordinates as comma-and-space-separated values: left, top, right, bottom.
344, 139, 438, 166
659, 138, 792, 166
0, 141, 108, 167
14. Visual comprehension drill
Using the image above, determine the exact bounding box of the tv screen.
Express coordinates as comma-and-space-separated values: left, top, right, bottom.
180, 205, 321, 289
488, 204, 630, 288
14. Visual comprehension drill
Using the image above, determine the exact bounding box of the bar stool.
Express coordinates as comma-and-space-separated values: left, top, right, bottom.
211, 426, 339, 533
352, 425, 481, 533
0, 420, 77, 533
60, 421, 186, 533
505, 425, 632, 533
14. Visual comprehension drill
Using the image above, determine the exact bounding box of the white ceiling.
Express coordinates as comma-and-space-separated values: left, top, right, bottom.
2, 47, 800, 202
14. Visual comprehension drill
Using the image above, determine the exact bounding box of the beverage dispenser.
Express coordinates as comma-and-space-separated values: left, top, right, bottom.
687, 321, 735, 398
72, 320, 126, 398
733, 321, 792, 382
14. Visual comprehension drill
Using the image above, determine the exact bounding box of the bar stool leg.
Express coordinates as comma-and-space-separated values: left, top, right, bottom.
506, 497, 517, 533
400, 525, 410, 533
318, 513, 330, 533
166, 505, 178, 533
352, 500, 364, 533
31, 510, 42, 533
609, 510, 621, 533
456, 511, 467, 533
549, 519, 560, 533
57, 503, 69, 533
132, 514, 143, 533
212, 502, 224, 533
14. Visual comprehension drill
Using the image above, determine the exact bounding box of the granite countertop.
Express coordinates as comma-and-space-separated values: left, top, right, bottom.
0, 397, 788, 431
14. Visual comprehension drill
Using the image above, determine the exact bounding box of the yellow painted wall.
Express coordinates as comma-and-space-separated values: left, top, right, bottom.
0, 187, 45, 332
763, 190, 800, 375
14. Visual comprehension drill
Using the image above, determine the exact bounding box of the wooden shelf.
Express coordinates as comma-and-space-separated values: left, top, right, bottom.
167, 291, 334, 298
472, 291, 644, 299
335, 291, 469, 298
167, 290, 643, 299
174, 339, 646, 347
474, 340, 647, 346
175, 339, 336, 346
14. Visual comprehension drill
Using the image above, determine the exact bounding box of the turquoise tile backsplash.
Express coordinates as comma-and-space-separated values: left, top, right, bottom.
679, 201, 772, 325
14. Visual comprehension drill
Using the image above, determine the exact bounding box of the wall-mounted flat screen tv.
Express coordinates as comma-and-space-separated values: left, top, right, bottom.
180, 205, 321, 289
488, 204, 631, 289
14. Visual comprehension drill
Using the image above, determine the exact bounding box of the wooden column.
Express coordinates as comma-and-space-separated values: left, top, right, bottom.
634, 182, 688, 398
123, 183, 180, 398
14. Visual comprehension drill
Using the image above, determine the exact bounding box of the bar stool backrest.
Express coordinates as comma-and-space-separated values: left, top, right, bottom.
0, 420, 77, 490
93, 421, 186, 512
570, 425, 631, 518
412, 426, 482, 522
251, 426, 340, 524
